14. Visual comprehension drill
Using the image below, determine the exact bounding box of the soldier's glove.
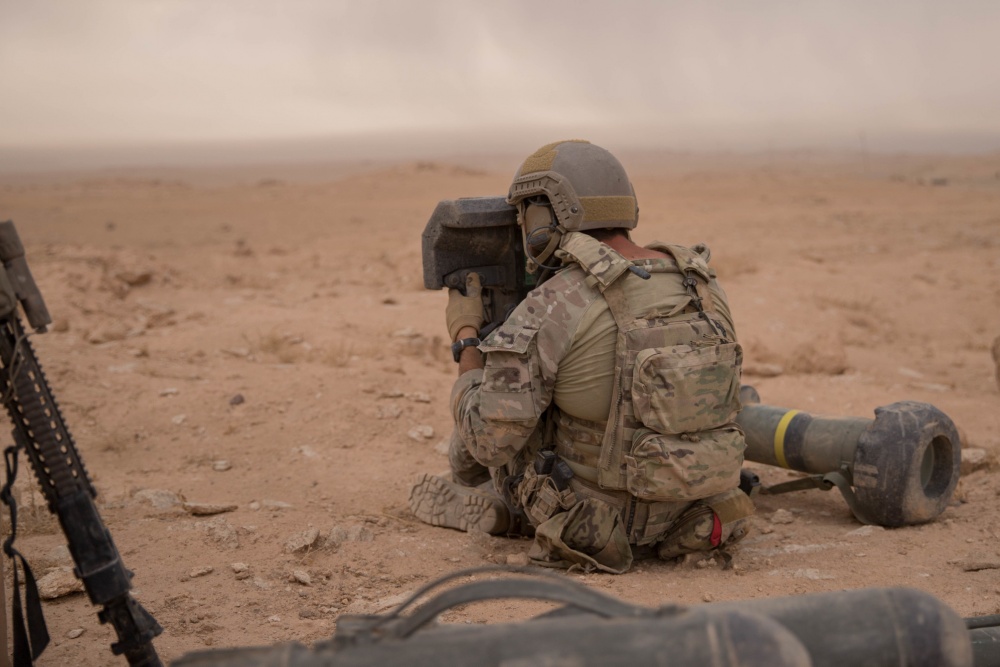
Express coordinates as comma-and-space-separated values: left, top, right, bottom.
446, 273, 485, 341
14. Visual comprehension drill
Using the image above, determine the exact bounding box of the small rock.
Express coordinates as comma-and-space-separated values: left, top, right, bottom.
137, 300, 175, 327
391, 327, 420, 338
248, 501, 261, 511
408, 392, 432, 403
37, 567, 84, 600
407, 425, 435, 442
960, 560, 1000, 572
45, 545, 72, 567
961, 448, 997, 476
184, 502, 237, 516
134, 488, 182, 509
506, 553, 530, 567
159, 387, 179, 396
787, 338, 848, 375
252, 577, 271, 590
295, 445, 319, 459
267, 615, 281, 623
327, 524, 375, 547
117, 269, 154, 287
327, 526, 349, 546
290, 570, 312, 586
348, 525, 375, 542
770, 509, 795, 525
231, 562, 249, 574
702, 593, 714, 602
846, 525, 885, 537
262, 499, 293, 510
229, 393, 246, 406
696, 557, 717, 569
794, 569, 835, 580
66, 628, 85, 639
298, 608, 319, 619
379, 389, 405, 399
742, 362, 784, 378
189, 566, 214, 578
376, 404, 402, 420
909, 382, 951, 393
172, 414, 187, 425
212, 460, 232, 472
88, 322, 130, 344
285, 528, 320, 554
197, 517, 240, 549
433, 439, 450, 455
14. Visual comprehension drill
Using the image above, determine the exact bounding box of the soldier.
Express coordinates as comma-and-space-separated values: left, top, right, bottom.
410, 140, 754, 573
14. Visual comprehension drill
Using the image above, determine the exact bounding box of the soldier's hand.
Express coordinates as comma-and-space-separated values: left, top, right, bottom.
446, 273, 485, 341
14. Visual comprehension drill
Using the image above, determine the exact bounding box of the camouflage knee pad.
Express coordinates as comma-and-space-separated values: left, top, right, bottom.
528, 498, 633, 574
655, 488, 754, 560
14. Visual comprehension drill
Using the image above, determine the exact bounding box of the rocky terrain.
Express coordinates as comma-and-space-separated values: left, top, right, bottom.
0, 150, 998, 664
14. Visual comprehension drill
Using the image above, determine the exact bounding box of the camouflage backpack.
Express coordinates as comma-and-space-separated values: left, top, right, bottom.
558, 234, 745, 502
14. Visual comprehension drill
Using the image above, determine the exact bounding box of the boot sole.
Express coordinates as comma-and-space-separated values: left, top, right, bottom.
409, 473, 506, 534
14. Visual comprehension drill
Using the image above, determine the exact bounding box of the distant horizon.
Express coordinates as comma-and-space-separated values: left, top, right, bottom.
4, 1, 1000, 173
3, 125, 1000, 174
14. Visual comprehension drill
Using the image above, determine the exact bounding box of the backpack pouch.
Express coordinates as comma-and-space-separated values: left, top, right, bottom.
625, 426, 745, 502
631, 341, 743, 435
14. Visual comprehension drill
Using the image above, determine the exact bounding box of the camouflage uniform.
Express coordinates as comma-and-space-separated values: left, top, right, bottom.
451, 232, 753, 573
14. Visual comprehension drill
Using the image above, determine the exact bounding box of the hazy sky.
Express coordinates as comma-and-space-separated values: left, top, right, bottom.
2, 0, 1000, 156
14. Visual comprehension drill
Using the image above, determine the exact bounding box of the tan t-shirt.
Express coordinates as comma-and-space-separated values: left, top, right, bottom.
554, 267, 736, 422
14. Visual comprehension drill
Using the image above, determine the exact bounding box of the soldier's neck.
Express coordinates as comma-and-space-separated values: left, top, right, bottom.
599, 233, 668, 261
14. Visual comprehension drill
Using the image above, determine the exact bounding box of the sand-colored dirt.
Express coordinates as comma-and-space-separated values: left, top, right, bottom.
1, 150, 999, 665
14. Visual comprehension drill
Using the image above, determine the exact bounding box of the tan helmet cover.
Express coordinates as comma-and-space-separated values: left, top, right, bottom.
506, 140, 638, 233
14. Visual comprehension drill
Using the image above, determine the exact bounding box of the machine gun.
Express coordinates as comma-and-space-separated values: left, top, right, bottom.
0, 221, 163, 666
421, 198, 963, 527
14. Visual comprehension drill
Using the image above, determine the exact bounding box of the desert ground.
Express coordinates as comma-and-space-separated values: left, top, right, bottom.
0, 148, 998, 665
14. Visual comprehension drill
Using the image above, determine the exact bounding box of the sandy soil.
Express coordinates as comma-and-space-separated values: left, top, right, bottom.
0, 150, 998, 665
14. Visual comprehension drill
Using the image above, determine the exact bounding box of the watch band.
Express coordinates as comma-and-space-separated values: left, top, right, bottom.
451, 337, 481, 363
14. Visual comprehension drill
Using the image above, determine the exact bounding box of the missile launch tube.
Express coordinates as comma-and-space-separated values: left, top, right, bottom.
736, 387, 961, 527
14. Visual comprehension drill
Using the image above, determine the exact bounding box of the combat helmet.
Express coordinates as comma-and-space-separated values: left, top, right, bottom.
507, 140, 638, 271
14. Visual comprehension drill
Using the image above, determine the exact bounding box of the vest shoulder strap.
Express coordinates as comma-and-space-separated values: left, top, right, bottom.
555, 232, 633, 290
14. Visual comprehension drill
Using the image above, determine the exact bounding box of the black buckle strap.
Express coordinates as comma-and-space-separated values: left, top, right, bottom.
500, 473, 534, 538
761, 465, 875, 526
682, 276, 703, 310
1, 444, 50, 665
682, 273, 730, 339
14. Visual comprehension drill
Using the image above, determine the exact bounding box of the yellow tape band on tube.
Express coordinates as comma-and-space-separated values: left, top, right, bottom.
773, 409, 800, 469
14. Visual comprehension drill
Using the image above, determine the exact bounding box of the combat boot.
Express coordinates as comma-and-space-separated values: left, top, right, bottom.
655, 488, 754, 560
409, 473, 510, 535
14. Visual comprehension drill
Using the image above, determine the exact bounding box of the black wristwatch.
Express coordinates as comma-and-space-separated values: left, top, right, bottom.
451, 337, 481, 363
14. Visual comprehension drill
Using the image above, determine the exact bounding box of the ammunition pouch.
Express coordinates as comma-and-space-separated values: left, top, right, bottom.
518, 450, 577, 526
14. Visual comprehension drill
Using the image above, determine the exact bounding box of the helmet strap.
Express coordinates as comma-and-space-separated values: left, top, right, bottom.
523, 225, 564, 273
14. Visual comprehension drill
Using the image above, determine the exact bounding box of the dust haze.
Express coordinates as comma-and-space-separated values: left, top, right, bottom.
2, 1, 1000, 170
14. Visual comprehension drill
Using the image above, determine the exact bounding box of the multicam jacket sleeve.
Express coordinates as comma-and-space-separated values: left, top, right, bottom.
450, 268, 599, 467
